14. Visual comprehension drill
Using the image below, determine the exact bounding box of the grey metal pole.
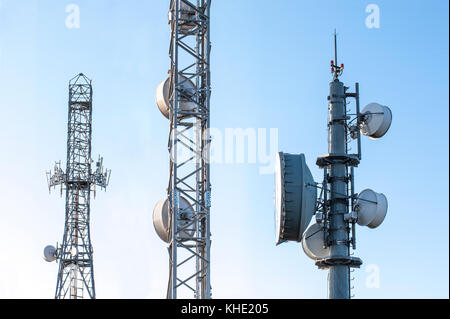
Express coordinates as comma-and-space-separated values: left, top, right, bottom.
327, 79, 350, 299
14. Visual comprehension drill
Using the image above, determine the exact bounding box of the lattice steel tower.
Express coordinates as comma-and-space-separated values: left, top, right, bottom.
153, 0, 212, 299
44, 73, 110, 299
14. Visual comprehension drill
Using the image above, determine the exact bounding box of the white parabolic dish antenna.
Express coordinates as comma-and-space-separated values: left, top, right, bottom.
275, 152, 317, 244
156, 76, 197, 119
354, 189, 388, 228
360, 103, 392, 139
302, 223, 330, 260
153, 196, 195, 243
43, 245, 57, 262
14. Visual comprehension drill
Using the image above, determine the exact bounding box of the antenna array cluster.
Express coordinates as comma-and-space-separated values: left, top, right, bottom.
275, 34, 392, 299
40, 4, 392, 301
43, 73, 110, 299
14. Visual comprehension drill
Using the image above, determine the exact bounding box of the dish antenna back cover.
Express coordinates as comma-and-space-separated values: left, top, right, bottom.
43, 245, 57, 262
275, 152, 317, 244
155, 76, 196, 119
354, 189, 388, 228
360, 103, 392, 139
153, 196, 195, 243
302, 223, 330, 260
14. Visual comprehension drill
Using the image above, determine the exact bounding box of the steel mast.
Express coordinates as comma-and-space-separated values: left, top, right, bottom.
46, 73, 110, 299
166, 0, 212, 299
315, 34, 362, 298
276, 32, 391, 300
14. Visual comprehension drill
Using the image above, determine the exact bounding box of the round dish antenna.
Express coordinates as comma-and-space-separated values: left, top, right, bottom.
360, 103, 392, 139
302, 223, 330, 260
275, 152, 317, 244
43, 245, 57, 262
156, 76, 197, 119
153, 196, 195, 243
354, 189, 388, 228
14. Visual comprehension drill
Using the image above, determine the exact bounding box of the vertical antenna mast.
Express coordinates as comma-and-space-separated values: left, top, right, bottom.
331, 30, 343, 81
334, 30, 338, 77
316, 33, 391, 298
154, 0, 212, 299
316, 33, 362, 299
45, 74, 111, 299
169, 0, 211, 299
275, 32, 391, 300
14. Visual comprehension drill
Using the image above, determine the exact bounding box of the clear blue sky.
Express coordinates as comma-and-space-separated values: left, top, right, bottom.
0, 0, 448, 298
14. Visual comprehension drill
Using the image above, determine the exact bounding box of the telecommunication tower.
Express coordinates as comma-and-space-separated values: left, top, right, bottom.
275, 33, 392, 299
43, 73, 111, 299
153, 1, 212, 299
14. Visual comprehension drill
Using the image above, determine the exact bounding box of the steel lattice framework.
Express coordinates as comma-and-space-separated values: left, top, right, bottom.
166, 0, 212, 299
46, 73, 110, 299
